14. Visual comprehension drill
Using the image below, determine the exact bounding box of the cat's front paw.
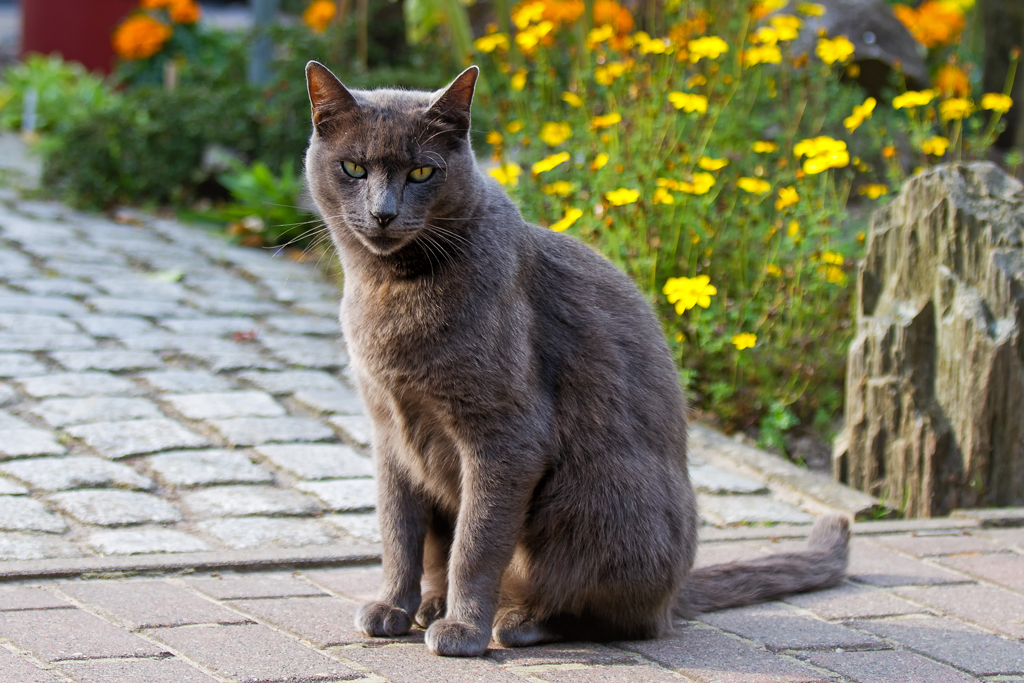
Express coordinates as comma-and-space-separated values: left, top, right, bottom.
355, 601, 413, 637
425, 618, 489, 657
415, 593, 447, 628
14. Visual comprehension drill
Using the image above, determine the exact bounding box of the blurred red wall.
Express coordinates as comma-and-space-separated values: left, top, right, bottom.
21, 0, 137, 72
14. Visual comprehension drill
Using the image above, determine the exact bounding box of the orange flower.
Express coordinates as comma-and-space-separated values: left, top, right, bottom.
303, 0, 337, 33
933, 63, 970, 97
112, 15, 172, 60
168, 0, 201, 24
894, 1, 965, 48
542, 0, 585, 25
593, 0, 634, 33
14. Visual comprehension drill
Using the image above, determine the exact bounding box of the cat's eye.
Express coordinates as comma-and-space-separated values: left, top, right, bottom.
408, 166, 435, 183
342, 161, 367, 179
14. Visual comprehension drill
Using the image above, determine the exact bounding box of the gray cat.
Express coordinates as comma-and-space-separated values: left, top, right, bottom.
303, 61, 851, 657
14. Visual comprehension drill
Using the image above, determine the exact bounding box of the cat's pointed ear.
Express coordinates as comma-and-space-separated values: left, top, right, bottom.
306, 61, 358, 131
427, 66, 479, 132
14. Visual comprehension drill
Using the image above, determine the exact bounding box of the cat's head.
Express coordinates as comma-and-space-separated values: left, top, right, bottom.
304, 62, 480, 257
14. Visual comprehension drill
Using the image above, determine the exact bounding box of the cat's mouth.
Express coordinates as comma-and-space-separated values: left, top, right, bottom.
360, 232, 412, 255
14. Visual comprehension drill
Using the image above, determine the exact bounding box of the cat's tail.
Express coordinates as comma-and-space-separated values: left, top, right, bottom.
676, 513, 850, 618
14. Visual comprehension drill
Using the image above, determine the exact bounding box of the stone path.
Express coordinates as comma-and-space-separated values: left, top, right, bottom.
0, 195, 876, 564
0, 519, 1022, 682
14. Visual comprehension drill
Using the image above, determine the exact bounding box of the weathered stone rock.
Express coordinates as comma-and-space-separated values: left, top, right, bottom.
146, 449, 273, 487
49, 490, 182, 526
835, 164, 1024, 516
87, 527, 212, 555
0, 456, 154, 491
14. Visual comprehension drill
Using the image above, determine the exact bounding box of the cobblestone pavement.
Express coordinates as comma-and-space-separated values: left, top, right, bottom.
0, 196, 878, 564
0, 520, 1021, 682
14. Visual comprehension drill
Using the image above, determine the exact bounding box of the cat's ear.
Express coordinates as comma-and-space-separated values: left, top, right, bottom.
426, 66, 479, 132
305, 61, 358, 132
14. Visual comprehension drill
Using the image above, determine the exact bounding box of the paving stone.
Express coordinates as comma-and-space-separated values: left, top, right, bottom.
56, 657, 220, 683
146, 449, 273, 487
0, 294, 88, 315
237, 370, 347, 395
0, 352, 48, 377
939, 551, 1024, 591
690, 464, 769, 495
185, 276, 261, 300
346, 642, 525, 683
62, 580, 249, 628
848, 540, 973, 587
487, 642, 636, 666
783, 582, 928, 619
303, 566, 381, 602
0, 648, 64, 682
86, 527, 212, 555
187, 573, 327, 600
0, 409, 31, 429
207, 416, 335, 446
0, 332, 97, 352
11, 278, 99, 297
160, 317, 259, 336
118, 333, 240, 352
808, 650, 977, 683
849, 614, 1024, 676
197, 516, 337, 549
187, 296, 287, 316
72, 315, 158, 336
48, 490, 182, 526
535, 665, 689, 683
296, 301, 340, 317
29, 396, 163, 427
329, 414, 373, 446
66, 419, 208, 458
0, 586, 71, 611
261, 334, 348, 368
228, 595, 376, 647
294, 389, 364, 415
255, 443, 373, 480
0, 429, 66, 458
50, 350, 164, 373
91, 277, 187, 301
0, 532, 82, 560
297, 479, 376, 512
0, 313, 80, 334
140, 369, 234, 393
699, 602, 885, 652
873, 532, 1008, 557
182, 485, 321, 517
697, 494, 813, 526
145, 622, 360, 681
16, 201, 67, 220
0, 476, 28, 494
191, 350, 285, 373
0, 250, 37, 277
621, 625, 831, 682
265, 315, 340, 335
87, 297, 192, 317
47, 262, 130, 279
896, 584, 1024, 639
0, 382, 14, 406
162, 391, 285, 420
325, 513, 382, 543
0, 608, 166, 660
18, 372, 143, 398
982, 527, 1024, 550
0, 456, 154, 491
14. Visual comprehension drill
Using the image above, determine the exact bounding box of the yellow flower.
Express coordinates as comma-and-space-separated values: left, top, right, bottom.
112, 15, 172, 60
698, 156, 728, 171
752, 26, 779, 45
550, 207, 583, 232
486, 130, 503, 146
798, 2, 826, 15
587, 24, 615, 47
474, 32, 510, 53
507, 120, 524, 133
515, 20, 555, 52
656, 178, 679, 190
512, 0, 545, 29
532, 152, 571, 174
605, 188, 640, 205
787, 220, 800, 237
686, 74, 707, 88
892, 89, 936, 109
653, 187, 675, 205
562, 91, 584, 108
752, 141, 779, 153
803, 149, 850, 174
303, 0, 337, 32
489, 162, 522, 186
542, 181, 574, 196
732, 332, 757, 350
859, 184, 888, 199
738, 177, 771, 194
687, 36, 729, 62
794, 136, 849, 174
594, 62, 627, 86
981, 93, 1013, 112
590, 112, 622, 129
816, 36, 854, 65
818, 252, 845, 283
775, 186, 799, 210
921, 135, 949, 156
751, 0, 787, 19
540, 121, 573, 146
664, 275, 717, 313
882, 145, 897, 158
636, 32, 671, 55
678, 172, 716, 195
843, 97, 876, 132
511, 69, 528, 91
668, 92, 708, 113
822, 251, 843, 265
939, 97, 974, 121
766, 264, 782, 277
591, 153, 609, 170
744, 45, 782, 66
769, 14, 802, 41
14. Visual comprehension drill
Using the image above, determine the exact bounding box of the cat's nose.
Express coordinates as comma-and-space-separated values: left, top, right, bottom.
371, 210, 398, 227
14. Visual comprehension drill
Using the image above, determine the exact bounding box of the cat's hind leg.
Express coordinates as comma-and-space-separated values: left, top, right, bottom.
415, 511, 453, 628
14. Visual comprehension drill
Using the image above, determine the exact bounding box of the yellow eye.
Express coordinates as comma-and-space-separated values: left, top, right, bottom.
408, 166, 434, 183
342, 161, 367, 179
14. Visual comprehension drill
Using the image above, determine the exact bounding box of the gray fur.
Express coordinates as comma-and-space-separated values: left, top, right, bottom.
303, 61, 851, 657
